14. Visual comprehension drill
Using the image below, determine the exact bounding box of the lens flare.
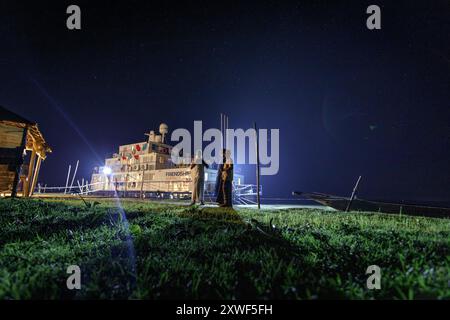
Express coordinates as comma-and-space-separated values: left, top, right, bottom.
102, 166, 112, 175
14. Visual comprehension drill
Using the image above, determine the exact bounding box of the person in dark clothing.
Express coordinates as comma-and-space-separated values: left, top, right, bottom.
215, 149, 226, 205
219, 149, 233, 207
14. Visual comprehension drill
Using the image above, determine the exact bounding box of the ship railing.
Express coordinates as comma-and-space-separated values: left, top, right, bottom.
36, 179, 262, 205
36, 181, 103, 195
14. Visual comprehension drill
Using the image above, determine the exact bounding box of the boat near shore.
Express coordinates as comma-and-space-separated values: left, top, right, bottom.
293, 191, 450, 218
90, 123, 246, 199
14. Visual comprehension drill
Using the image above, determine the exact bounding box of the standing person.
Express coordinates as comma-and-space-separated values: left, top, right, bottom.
215, 149, 226, 205
190, 150, 209, 206
220, 149, 233, 207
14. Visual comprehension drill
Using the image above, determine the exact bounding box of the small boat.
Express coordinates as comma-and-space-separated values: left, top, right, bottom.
292, 191, 450, 219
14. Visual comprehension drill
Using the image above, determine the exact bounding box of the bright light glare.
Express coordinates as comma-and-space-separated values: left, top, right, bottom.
102, 166, 112, 175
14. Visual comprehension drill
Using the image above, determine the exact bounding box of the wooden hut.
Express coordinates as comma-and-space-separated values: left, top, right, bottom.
0, 105, 51, 197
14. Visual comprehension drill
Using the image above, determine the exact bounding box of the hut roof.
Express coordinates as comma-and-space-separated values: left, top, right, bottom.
0, 105, 34, 124
0, 105, 52, 158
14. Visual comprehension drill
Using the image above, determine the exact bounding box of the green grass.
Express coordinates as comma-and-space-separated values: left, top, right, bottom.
0, 197, 449, 299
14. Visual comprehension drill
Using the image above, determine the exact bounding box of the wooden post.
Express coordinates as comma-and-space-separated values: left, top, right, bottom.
11, 127, 28, 198
346, 175, 362, 212
29, 156, 42, 197
254, 122, 261, 210
24, 149, 37, 197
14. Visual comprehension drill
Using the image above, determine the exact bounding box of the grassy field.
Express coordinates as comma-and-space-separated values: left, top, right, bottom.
0, 197, 449, 300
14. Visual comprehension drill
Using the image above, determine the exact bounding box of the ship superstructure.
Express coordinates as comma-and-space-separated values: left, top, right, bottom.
90, 123, 244, 197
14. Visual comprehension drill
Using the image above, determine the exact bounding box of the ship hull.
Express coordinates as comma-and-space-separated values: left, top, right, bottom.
92, 167, 244, 194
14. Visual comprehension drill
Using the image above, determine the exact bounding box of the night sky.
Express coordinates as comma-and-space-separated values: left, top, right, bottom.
0, 1, 449, 202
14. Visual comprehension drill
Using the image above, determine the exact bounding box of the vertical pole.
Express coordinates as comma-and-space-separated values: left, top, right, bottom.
225, 115, 229, 149
140, 168, 145, 199
223, 114, 226, 149
254, 122, 261, 210
29, 156, 42, 197
220, 113, 223, 150
125, 173, 128, 198
346, 175, 362, 212
25, 149, 37, 197
69, 160, 79, 192
64, 165, 71, 194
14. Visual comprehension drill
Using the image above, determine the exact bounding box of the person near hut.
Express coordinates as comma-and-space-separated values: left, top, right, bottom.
220, 149, 233, 207
190, 150, 209, 206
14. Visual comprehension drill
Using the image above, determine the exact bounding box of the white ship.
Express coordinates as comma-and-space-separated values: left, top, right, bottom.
90, 123, 245, 198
